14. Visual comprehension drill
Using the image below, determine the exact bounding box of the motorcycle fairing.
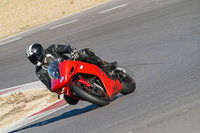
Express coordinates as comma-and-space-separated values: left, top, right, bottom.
51, 60, 122, 99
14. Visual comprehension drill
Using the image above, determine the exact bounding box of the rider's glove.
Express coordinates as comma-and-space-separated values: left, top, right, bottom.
70, 49, 80, 60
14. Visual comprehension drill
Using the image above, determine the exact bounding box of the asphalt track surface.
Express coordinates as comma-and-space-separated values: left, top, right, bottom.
1, 0, 200, 132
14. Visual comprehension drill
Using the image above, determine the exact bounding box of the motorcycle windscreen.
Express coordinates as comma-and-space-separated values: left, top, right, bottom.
48, 60, 60, 79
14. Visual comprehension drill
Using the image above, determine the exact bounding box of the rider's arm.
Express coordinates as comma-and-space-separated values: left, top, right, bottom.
47, 44, 80, 60
47, 44, 75, 55
36, 66, 52, 91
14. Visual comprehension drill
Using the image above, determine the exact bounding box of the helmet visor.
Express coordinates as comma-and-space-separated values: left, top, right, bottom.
28, 54, 42, 65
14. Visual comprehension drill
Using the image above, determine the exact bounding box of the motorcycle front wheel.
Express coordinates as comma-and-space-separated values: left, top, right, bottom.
72, 82, 110, 106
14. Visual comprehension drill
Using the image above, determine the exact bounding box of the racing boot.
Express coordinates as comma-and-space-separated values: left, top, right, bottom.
103, 61, 118, 70
101, 61, 119, 80
111, 69, 125, 82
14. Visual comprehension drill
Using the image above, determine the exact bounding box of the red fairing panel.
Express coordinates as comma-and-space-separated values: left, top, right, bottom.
51, 60, 75, 93
67, 61, 122, 98
51, 79, 64, 93
51, 60, 122, 98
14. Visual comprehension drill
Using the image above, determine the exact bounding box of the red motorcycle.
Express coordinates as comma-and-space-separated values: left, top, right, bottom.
48, 60, 136, 106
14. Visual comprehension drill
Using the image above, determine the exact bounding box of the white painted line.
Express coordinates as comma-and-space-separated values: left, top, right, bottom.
29, 104, 69, 123
0, 81, 40, 92
99, 3, 128, 14
49, 19, 79, 30
5, 104, 69, 133
0, 37, 22, 46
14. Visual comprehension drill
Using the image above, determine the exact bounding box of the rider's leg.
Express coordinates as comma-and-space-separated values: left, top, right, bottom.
79, 48, 118, 70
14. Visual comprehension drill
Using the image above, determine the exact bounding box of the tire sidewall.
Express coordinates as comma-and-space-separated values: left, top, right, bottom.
73, 82, 110, 106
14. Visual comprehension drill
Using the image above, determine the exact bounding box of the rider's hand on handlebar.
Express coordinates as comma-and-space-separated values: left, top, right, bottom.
70, 49, 80, 61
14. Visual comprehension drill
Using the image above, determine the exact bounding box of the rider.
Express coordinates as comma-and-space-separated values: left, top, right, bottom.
26, 43, 117, 105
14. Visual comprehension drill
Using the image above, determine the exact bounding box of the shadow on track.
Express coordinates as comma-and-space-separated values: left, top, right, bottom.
9, 94, 124, 133
9, 104, 98, 133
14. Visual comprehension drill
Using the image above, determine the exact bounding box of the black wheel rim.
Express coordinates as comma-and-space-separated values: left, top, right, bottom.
78, 82, 109, 100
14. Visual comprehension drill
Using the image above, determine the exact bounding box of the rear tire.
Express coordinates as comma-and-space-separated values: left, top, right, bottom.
120, 73, 136, 94
72, 82, 110, 106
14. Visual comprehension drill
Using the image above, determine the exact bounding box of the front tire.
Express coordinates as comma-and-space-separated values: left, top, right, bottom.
120, 73, 136, 94
72, 82, 110, 106
63, 94, 79, 105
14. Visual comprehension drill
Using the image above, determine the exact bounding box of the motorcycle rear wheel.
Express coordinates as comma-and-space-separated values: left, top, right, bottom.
72, 82, 110, 106
120, 73, 136, 94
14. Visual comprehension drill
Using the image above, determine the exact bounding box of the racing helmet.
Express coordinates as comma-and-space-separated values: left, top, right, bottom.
26, 43, 45, 65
